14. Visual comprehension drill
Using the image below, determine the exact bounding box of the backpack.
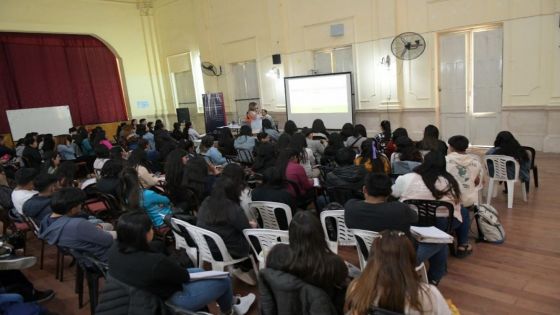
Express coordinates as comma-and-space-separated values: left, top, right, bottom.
472, 204, 505, 244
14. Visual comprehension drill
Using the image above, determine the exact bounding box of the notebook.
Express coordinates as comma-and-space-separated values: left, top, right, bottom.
410, 226, 453, 244
189, 270, 229, 281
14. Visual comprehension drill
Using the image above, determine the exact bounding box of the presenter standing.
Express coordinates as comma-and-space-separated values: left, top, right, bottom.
246, 102, 262, 133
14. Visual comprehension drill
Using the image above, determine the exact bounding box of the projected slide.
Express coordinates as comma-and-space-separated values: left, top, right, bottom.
285, 72, 353, 129
288, 75, 348, 113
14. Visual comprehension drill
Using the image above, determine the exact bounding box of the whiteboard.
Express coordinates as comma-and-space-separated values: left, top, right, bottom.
7, 106, 74, 140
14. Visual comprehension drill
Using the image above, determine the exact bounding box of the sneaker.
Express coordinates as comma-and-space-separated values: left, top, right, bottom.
31, 289, 55, 303
0, 256, 37, 270
232, 293, 255, 315
232, 268, 256, 286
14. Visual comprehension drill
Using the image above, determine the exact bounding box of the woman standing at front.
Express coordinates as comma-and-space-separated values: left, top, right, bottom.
246, 102, 262, 133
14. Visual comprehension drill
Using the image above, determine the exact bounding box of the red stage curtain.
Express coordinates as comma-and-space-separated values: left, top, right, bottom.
0, 32, 127, 134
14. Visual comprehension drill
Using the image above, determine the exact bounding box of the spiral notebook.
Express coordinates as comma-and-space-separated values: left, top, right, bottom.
410, 226, 453, 244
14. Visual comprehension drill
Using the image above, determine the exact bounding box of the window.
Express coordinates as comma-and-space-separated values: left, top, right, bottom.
313, 46, 353, 74
232, 60, 260, 122
168, 53, 201, 113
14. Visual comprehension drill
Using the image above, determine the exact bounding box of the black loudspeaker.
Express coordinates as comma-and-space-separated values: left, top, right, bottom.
272, 54, 281, 65
176, 108, 191, 124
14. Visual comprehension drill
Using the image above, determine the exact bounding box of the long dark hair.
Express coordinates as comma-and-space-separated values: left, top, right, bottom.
182, 156, 208, 200
346, 230, 426, 314
92, 130, 107, 145
312, 119, 328, 136
100, 159, 124, 179
127, 148, 150, 170
419, 124, 440, 151
239, 125, 252, 137
414, 151, 460, 202
218, 127, 234, 145
290, 133, 308, 163
164, 148, 187, 189
359, 139, 386, 173
275, 148, 299, 181
277, 133, 292, 149
380, 120, 391, 140
396, 136, 422, 162
493, 131, 528, 162
392, 128, 408, 142
286, 211, 338, 290
118, 167, 142, 208
262, 119, 274, 131
198, 177, 241, 225
116, 211, 152, 253
283, 120, 298, 135
354, 124, 367, 138
221, 163, 247, 192
340, 123, 354, 141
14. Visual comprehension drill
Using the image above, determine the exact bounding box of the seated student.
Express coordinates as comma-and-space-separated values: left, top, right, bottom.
344, 124, 367, 153
184, 121, 204, 141
416, 125, 448, 156
171, 122, 184, 141
345, 173, 448, 285
218, 127, 236, 156
22, 134, 42, 169
321, 133, 344, 167
340, 123, 354, 142
128, 148, 159, 189
252, 168, 296, 215
355, 139, 391, 175
277, 148, 314, 199
253, 132, 276, 174
106, 211, 255, 314
41, 134, 55, 154
164, 148, 197, 214
22, 173, 58, 224
374, 120, 392, 155
57, 135, 77, 161
266, 211, 348, 314
93, 130, 113, 150
282, 120, 298, 136
199, 135, 227, 166
182, 156, 217, 206
446, 135, 484, 208
325, 147, 367, 191
345, 230, 451, 315
385, 127, 408, 159
311, 119, 330, 140
302, 127, 326, 163
221, 164, 252, 219
234, 125, 256, 153
96, 159, 124, 196
486, 130, 530, 183
76, 127, 95, 157
93, 144, 111, 177
39, 188, 114, 262
138, 124, 156, 151
54, 161, 78, 188
40, 151, 61, 175
197, 177, 257, 285
119, 168, 172, 230
392, 151, 472, 258
391, 136, 423, 175
262, 118, 280, 142
11, 168, 38, 215
0, 166, 14, 210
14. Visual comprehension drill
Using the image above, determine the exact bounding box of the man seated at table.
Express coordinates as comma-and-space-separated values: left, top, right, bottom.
344, 173, 449, 286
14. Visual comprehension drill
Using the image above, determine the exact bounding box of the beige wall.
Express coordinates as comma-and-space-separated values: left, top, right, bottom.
153, 0, 560, 151
0, 0, 170, 121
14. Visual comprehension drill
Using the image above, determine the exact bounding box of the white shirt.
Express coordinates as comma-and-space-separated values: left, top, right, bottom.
93, 158, 109, 177
188, 128, 204, 141
405, 284, 452, 315
12, 189, 38, 215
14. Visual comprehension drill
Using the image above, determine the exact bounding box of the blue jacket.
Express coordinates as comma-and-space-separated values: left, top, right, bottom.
142, 132, 156, 151
234, 135, 256, 152
142, 189, 173, 228
39, 215, 113, 262
204, 147, 227, 166
80, 139, 95, 156
57, 144, 76, 160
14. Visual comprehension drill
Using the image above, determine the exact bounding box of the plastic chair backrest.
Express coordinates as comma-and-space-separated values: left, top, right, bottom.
249, 201, 292, 230
320, 210, 355, 254
180, 221, 234, 264
484, 155, 520, 181
237, 149, 254, 164
243, 229, 289, 266
349, 229, 381, 270
403, 199, 454, 233
521, 146, 536, 169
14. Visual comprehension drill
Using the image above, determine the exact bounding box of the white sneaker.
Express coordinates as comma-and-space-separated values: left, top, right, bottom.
232, 293, 256, 315
232, 268, 256, 286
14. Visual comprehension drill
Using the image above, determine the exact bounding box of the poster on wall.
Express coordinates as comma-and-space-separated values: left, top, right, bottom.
203, 92, 227, 134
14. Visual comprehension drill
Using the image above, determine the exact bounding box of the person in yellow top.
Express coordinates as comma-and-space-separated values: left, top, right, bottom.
354, 139, 391, 174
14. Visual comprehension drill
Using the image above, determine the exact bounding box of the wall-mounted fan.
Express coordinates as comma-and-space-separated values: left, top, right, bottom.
390, 32, 426, 60
201, 61, 222, 76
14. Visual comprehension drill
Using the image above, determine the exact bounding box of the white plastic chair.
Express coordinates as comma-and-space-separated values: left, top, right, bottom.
249, 201, 292, 230
320, 210, 356, 254
349, 229, 381, 271
484, 155, 527, 208
243, 229, 289, 269
416, 262, 428, 284
170, 218, 198, 265
181, 221, 250, 272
